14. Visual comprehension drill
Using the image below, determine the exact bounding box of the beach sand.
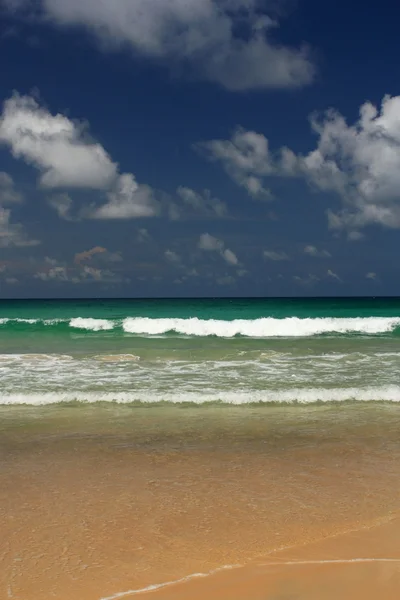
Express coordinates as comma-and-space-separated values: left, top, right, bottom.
1, 404, 400, 600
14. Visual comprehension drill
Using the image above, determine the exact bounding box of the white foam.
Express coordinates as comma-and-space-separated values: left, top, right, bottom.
69, 318, 115, 331
0, 318, 38, 324
100, 565, 240, 600
1, 386, 400, 406
122, 316, 400, 337
92, 354, 140, 362
1, 315, 400, 337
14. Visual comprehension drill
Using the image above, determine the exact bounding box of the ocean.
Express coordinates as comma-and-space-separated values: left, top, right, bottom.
2, 296, 400, 406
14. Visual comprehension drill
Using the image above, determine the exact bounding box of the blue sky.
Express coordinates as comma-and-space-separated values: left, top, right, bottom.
1, 0, 400, 298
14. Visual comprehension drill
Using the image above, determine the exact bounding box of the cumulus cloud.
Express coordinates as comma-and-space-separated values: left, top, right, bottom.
263, 250, 289, 261
303, 245, 331, 258
198, 128, 273, 198
0, 93, 117, 189
35, 254, 126, 284
198, 232, 238, 265
200, 94, 400, 231
0, 93, 158, 220
5, 0, 315, 92
35, 266, 72, 282
177, 186, 227, 217
88, 173, 159, 219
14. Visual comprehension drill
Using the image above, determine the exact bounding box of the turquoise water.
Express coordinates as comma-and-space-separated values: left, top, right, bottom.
1, 297, 400, 405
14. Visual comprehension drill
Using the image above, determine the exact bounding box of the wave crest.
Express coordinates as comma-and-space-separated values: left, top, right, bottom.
1, 316, 400, 337
1, 386, 400, 406
122, 316, 400, 337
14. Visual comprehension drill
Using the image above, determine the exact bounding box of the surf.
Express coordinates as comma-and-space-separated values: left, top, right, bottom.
2, 386, 400, 406
1, 316, 400, 337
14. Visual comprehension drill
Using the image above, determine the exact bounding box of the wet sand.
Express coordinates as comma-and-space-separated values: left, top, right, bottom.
1, 404, 400, 600
133, 515, 400, 600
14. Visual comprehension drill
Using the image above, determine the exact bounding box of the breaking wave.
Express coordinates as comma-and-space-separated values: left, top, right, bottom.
1, 316, 400, 337
2, 386, 400, 406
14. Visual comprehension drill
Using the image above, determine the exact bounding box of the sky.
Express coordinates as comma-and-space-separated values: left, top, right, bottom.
1, 0, 400, 298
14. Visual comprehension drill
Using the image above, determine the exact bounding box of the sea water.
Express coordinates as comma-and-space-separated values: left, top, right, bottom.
2, 297, 400, 406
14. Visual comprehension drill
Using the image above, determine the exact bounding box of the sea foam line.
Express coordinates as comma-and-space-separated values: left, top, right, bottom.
100, 565, 240, 600
2, 386, 400, 406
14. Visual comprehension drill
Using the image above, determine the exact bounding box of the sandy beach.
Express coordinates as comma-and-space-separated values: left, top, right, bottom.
1, 404, 400, 600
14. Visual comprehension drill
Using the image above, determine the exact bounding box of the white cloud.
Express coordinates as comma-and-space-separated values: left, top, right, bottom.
88, 173, 158, 219
198, 232, 238, 266
327, 269, 341, 282
0, 93, 117, 189
304, 245, 331, 258
165, 249, 181, 263
347, 230, 365, 242
34, 259, 125, 284
263, 250, 289, 261
8, 1, 315, 92
177, 186, 227, 217
35, 266, 71, 282
0, 93, 158, 220
45, 256, 59, 266
221, 248, 238, 265
0, 206, 40, 247
198, 128, 273, 198
0, 171, 22, 204
366, 272, 377, 280
199, 233, 224, 251
200, 94, 400, 230
48, 193, 74, 220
